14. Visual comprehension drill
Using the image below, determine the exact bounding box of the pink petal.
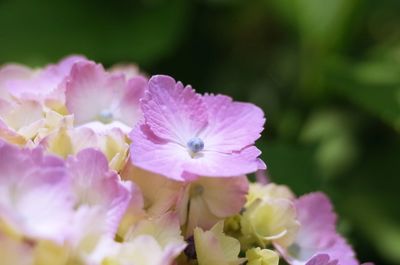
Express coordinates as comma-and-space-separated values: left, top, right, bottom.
109, 63, 141, 79
7, 56, 87, 103
66, 148, 131, 235
255, 169, 269, 184
295, 192, 337, 239
141, 75, 208, 144
183, 146, 265, 178
200, 94, 265, 152
130, 122, 191, 181
113, 76, 147, 127
305, 254, 338, 265
65, 61, 125, 125
0, 141, 73, 242
45, 55, 87, 77
0, 64, 33, 101
182, 176, 249, 236
200, 176, 249, 218
131, 75, 266, 180
277, 192, 358, 265
185, 194, 220, 236
67, 206, 110, 253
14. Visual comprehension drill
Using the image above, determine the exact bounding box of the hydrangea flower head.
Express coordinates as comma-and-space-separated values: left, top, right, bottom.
0, 57, 374, 265
130, 75, 265, 181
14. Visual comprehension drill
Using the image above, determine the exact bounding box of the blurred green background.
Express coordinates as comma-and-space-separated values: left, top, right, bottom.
0, 0, 399, 264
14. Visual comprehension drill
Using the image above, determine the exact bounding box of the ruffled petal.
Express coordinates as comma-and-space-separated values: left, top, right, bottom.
130, 122, 191, 181
131, 120, 264, 180
141, 75, 208, 144
200, 94, 265, 152
184, 146, 265, 177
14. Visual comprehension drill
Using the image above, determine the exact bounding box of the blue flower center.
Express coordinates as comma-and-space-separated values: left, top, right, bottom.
187, 137, 204, 153
98, 109, 114, 124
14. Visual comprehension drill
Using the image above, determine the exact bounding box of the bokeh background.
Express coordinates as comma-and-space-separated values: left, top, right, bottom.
0, 0, 399, 264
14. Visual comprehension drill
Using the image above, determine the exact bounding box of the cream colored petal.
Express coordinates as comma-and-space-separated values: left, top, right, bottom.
194, 222, 245, 265
246, 247, 279, 265
246, 183, 295, 207
125, 212, 184, 248
121, 164, 183, 217
241, 198, 299, 248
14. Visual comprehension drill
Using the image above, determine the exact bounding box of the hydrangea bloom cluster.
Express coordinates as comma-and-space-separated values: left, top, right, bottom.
0, 56, 372, 265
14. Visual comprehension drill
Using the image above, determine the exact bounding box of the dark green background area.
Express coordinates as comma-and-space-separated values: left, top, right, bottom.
0, 0, 399, 264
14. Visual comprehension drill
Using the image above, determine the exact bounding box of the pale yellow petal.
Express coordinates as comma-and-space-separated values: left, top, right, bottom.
246, 247, 279, 265
194, 221, 244, 265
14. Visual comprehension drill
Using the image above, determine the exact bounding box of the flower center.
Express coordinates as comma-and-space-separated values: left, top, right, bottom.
98, 109, 114, 124
187, 137, 204, 153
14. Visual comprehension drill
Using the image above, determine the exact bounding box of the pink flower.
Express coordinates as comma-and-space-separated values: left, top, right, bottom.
0, 140, 73, 242
6, 55, 87, 105
276, 192, 358, 265
66, 148, 132, 236
65, 61, 146, 133
130, 75, 265, 181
